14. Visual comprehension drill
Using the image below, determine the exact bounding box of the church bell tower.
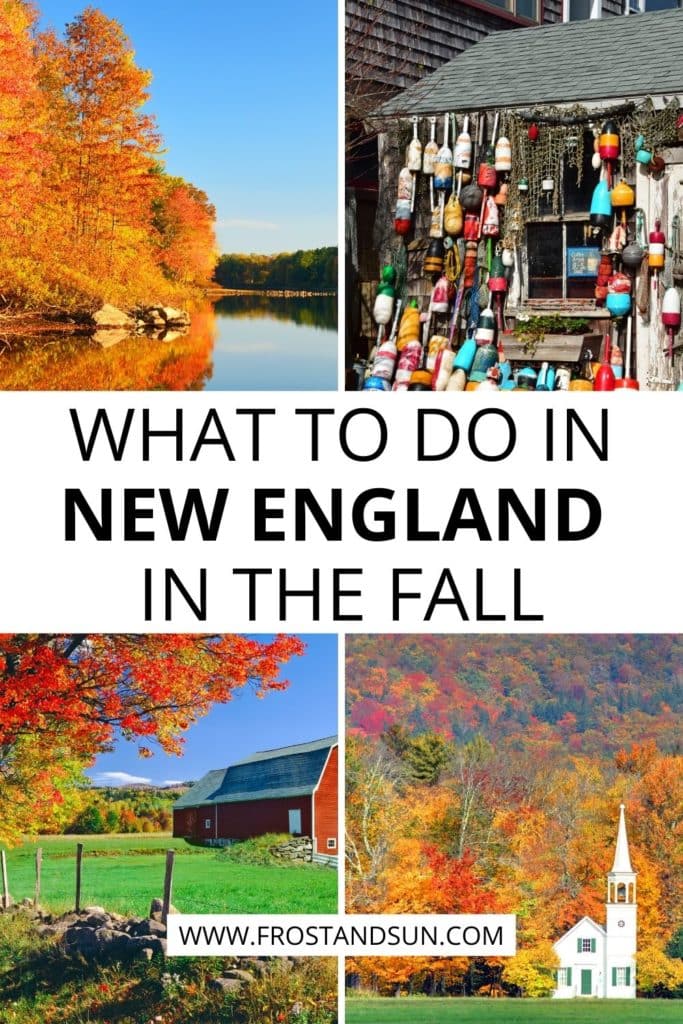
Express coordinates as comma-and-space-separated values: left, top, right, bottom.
604, 804, 637, 998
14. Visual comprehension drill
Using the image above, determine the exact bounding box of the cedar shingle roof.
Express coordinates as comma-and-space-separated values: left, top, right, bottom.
376, 9, 683, 117
174, 736, 337, 808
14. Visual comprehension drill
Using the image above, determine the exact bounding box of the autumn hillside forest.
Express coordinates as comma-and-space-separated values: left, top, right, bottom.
346, 635, 683, 999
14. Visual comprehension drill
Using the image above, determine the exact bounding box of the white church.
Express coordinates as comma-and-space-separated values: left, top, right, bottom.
553, 804, 636, 999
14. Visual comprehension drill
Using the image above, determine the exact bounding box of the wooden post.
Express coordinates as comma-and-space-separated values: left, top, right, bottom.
1, 850, 9, 910
34, 848, 42, 907
75, 842, 84, 913
162, 849, 175, 924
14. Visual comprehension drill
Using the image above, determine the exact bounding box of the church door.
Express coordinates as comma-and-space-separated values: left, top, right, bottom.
580, 969, 592, 995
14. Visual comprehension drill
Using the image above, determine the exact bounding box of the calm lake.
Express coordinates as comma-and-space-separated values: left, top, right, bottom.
0, 294, 337, 391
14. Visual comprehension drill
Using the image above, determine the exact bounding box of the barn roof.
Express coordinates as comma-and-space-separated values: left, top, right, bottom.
376, 9, 683, 117
174, 736, 337, 808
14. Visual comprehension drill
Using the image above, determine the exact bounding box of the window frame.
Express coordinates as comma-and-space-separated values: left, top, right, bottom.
640, 0, 682, 10
581, 938, 593, 952
525, 219, 597, 301
563, 0, 603, 20
327, 837, 337, 850
471, 0, 541, 23
524, 138, 598, 303
204, 818, 212, 829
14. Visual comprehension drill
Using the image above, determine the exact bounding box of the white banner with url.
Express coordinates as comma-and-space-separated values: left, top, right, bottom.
166, 913, 516, 957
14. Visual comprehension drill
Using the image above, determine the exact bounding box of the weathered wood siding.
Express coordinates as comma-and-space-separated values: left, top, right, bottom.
347, 1, 561, 95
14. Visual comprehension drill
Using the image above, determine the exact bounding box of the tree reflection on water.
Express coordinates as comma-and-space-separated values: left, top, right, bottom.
214, 294, 336, 329
0, 296, 337, 390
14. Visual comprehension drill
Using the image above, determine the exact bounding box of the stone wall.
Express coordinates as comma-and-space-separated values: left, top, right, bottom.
1, 899, 298, 994
269, 836, 314, 863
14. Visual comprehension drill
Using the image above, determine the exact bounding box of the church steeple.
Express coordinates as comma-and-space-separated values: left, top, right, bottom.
611, 803, 633, 874
607, 803, 636, 905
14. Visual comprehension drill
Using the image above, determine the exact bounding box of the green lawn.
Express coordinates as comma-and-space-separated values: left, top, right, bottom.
345, 997, 682, 1023
2, 835, 337, 916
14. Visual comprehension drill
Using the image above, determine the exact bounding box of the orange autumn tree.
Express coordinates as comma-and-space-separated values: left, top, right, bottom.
0, 633, 303, 843
0, 0, 48, 283
0, 3, 217, 310
154, 176, 217, 286
38, 7, 163, 300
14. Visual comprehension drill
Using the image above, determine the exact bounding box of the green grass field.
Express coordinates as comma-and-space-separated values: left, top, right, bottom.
345, 996, 682, 1023
2, 835, 337, 916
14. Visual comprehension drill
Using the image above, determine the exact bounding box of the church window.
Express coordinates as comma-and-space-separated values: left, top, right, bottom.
617, 883, 626, 902
612, 966, 632, 986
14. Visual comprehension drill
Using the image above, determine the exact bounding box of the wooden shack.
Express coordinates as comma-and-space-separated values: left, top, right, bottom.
357, 9, 683, 389
345, 0, 632, 370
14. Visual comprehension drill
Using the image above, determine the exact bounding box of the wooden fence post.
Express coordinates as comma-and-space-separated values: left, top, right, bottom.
75, 842, 84, 912
35, 848, 42, 907
1, 850, 9, 910
162, 849, 175, 924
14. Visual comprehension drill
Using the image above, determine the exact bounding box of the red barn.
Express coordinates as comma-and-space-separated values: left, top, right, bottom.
173, 736, 338, 860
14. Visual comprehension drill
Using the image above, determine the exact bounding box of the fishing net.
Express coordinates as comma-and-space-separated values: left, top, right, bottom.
504, 98, 679, 240
623, 98, 680, 167
391, 239, 409, 302
507, 108, 586, 220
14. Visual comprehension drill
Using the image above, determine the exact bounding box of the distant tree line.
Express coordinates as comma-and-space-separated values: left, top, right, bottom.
214, 248, 337, 291
65, 786, 187, 835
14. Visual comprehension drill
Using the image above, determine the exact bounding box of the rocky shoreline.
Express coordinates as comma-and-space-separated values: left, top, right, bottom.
0, 303, 191, 340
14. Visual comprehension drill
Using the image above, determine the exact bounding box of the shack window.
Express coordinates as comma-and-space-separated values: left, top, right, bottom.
527, 221, 597, 300
481, 0, 540, 20
641, 0, 680, 10
564, 0, 600, 19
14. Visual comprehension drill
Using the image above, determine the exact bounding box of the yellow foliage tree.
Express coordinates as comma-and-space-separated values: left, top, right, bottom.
502, 942, 559, 998
636, 945, 683, 996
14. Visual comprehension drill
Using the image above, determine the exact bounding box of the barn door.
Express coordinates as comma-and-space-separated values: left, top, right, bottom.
288, 809, 302, 835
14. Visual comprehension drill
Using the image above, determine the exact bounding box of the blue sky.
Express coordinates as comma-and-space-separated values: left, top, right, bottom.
38, 1, 338, 254
88, 635, 338, 787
